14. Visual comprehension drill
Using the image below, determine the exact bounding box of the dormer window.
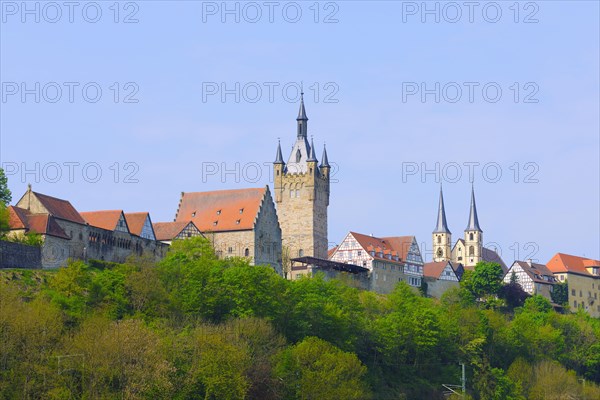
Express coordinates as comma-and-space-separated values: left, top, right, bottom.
216, 210, 221, 215
239, 208, 244, 214
191, 212, 196, 217
236, 219, 241, 225
213, 221, 218, 226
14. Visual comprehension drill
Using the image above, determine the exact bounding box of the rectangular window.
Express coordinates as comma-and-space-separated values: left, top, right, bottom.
574, 300, 577, 307
572, 289, 576, 296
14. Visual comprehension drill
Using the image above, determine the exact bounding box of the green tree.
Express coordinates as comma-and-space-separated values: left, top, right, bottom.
0, 168, 11, 206
461, 262, 504, 301
275, 337, 371, 400
551, 281, 569, 306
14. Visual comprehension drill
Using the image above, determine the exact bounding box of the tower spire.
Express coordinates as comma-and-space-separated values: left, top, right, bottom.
320, 144, 330, 168
307, 137, 317, 162
274, 139, 284, 164
465, 184, 482, 232
433, 184, 451, 234
296, 89, 308, 138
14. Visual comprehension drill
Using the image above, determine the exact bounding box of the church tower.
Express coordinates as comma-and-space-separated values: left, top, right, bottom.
273, 92, 330, 260
432, 185, 452, 262
464, 185, 483, 267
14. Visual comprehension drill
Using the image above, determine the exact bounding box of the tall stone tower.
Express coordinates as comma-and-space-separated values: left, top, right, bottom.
432, 186, 452, 262
273, 92, 330, 260
464, 185, 483, 267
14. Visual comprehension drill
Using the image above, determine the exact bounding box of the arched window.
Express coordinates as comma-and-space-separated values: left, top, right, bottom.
469, 233, 474, 241
469, 246, 474, 256
244, 248, 250, 257
296, 149, 301, 163
299, 249, 304, 257
437, 236, 441, 244
437, 248, 443, 257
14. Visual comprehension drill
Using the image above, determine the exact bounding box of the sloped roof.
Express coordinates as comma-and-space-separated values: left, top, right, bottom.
327, 246, 338, 259
17, 191, 86, 224
175, 187, 268, 232
511, 261, 556, 284
7, 206, 69, 239
423, 261, 450, 279
80, 210, 127, 232
153, 221, 201, 241
8, 205, 29, 229
124, 212, 153, 237
482, 247, 507, 271
381, 236, 417, 261
348, 232, 416, 264
546, 253, 600, 275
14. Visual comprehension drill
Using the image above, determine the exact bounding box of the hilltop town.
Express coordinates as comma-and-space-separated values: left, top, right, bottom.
1, 95, 599, 319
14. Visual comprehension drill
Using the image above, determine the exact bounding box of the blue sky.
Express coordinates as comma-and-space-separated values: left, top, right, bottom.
1, 0, 599, 263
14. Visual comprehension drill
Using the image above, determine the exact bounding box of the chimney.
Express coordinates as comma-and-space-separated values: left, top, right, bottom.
527, 259, 533, 266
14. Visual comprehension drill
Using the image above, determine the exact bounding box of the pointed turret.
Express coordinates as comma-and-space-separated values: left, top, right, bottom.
274, 140, 284, 165
465, 185, 482, 232
307, 138, 317, 162
320, 144, 330, 168
433, 185, 451, 234
296, 91, 308, 139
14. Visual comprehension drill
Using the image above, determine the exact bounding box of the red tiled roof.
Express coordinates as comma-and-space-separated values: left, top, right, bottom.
7, 206, 69, 239
80, 210, 126, 231
153, 221, 201, 241
547, 253, 600, 275
381, 236, 415, 261
124, 212, 152, 237
8, 206, 28, 229
175, 187, 267, 232
423, 261, 450, 279
327, 246, 338, 259
31, 191, 86, 224
349, 232, 413, 264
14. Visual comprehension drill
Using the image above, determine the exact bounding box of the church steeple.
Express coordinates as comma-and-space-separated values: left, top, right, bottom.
296, 91, 308, 139
433, 185, 451, 234
432, 185, 452, 262
465, 185, 482, 232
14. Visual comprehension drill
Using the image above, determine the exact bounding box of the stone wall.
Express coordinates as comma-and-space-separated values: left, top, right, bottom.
423, 277, 459, 299
0, 240, 41, 269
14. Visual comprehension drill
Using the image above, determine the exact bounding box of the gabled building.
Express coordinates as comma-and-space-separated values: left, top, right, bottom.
174, 186, 282, 274
125, 212, 156, 240
80, 210, 167, 263
546, 253, 600, 316
423, 260, 462, 298
8, 186, 166, 268
503, 260, 557, 300
153, 221, 203, 245
14, 186, 88, 267
329, 231, 424, 293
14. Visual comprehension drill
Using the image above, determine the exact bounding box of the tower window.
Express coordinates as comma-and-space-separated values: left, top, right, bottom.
437, 248, 443, 257
299, 249, 304, 257
295, 189, 300, 197
296, 149, 301, 163
470, 233, 474, 241
469, 246, 474, 256
437, 236, 441, 244
244, 248, 250, 257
